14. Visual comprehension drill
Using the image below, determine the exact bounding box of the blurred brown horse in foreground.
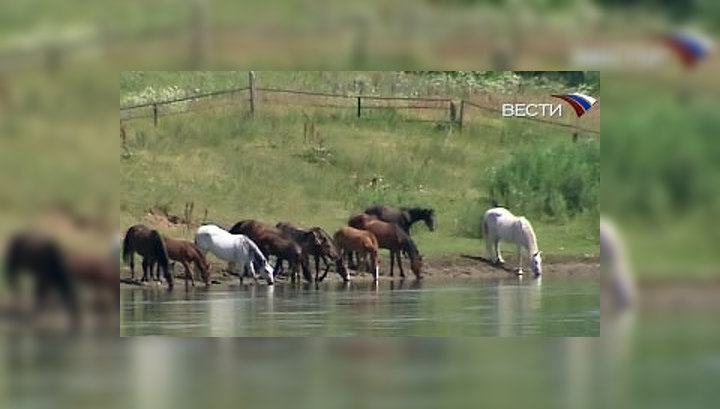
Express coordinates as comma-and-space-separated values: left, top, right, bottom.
4, 231, 119, 331
122, 224, 173, 289
4, 232, 79, 327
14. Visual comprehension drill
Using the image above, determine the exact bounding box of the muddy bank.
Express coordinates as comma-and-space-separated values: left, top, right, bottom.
120, 253, 600, 289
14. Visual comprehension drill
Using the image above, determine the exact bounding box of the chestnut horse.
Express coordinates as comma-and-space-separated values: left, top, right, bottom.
333, 226, 378, 281
349, 214, 423, 279
229, 220, 311, 282
122, 224, 173, 289
276, 222, 348, 282
364, 204, 435, 234
154, 236, 209, 287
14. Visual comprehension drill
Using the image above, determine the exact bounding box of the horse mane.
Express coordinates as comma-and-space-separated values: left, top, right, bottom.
404, 207, 433, 219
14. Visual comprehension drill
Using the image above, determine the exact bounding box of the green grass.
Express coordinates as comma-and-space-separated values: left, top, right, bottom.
120, 72, 599, 258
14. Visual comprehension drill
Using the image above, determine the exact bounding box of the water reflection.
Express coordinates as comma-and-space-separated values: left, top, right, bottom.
120, 278, 597, 337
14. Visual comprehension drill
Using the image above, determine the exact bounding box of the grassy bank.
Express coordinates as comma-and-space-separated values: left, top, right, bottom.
120, 72, 599, 258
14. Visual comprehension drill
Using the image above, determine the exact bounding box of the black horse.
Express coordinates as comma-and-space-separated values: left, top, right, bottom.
364, 205, 435, 234
122, 224, 173, 289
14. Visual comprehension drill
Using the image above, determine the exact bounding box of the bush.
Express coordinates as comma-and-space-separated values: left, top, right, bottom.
484, 138, 599, 220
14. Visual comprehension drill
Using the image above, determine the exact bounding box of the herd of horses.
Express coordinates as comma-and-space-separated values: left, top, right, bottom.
119, 204, 543, 290
120, 204, 437, 289
1, 204, 543, 329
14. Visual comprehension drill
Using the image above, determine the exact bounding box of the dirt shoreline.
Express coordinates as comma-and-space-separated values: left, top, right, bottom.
120, 253, 600, 289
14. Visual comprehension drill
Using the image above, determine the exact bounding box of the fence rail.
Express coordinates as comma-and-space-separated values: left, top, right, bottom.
120, 74, 600, 137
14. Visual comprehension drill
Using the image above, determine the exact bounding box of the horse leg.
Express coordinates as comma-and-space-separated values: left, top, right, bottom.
289, 260, 297, 282
235, 260, 246, 285
495, 239, 504, 264
273, 258, 283, 278
348, 251, 357, 270
141, 258, 150, 282
397, 250, 405, 278
248, 260, 259, 285
485, 234, 497, 263
516, 246, 523, 275
129, 254, 135, 280
389, 250, 395, 277
314, 254, 321, 282
182, 261, 194, 287
319, 256, 331, 282
372, 252, 379, 281
158, 262, 165, 282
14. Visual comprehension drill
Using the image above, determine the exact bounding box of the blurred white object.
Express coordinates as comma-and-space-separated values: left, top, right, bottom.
600, 217, 636, 310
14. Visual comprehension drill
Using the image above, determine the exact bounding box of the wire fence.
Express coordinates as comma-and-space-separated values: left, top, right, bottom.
120, 73, 600, 136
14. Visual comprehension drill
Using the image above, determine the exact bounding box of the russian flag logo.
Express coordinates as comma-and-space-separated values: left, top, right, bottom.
662, 31, 712, 68
551, 93, 597, 118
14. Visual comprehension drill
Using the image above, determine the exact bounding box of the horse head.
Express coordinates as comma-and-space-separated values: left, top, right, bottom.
424, 209, 435, 231
530, 251, 543, 276
410, 253, 423, 279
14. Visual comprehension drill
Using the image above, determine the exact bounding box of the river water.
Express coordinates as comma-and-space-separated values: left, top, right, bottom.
120, 277, 599, 337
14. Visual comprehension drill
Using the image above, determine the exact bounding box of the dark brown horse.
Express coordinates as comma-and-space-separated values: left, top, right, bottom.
364, 204, 435, 234
154, 236, 209, 287
229, 220, 311, 282
276, 222, 348, 282
122, 224, 173, 289
333, 226, 379, 281
349, 214, 423, 279
3, 231, 80, 328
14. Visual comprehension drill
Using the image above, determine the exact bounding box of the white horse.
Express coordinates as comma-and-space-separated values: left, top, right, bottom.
194, 224, 274, 285
482, 207, 542, 276
600, 217, 635, 309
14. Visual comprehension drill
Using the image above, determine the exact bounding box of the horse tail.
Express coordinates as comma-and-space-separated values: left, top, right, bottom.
191, 244, 209, 281
367, 231, 379, 250
122, 227, 134, 265
191, 244, 208, 270
481, 214, 489, 239
402, 231, 419, 259
150, 230, 170, 272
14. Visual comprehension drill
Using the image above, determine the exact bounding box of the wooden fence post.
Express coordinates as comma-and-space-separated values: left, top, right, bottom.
153, 104, 158, 126
357, 96, 362, 118
458, 100, 465, 132
249, 71, 256, 117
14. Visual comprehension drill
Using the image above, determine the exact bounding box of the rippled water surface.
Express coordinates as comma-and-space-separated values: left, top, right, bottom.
120, 278, 599, 337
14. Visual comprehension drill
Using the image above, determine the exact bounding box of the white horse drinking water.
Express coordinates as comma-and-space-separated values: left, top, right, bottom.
482, 207, 542, 276
194, 224, 274, 285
